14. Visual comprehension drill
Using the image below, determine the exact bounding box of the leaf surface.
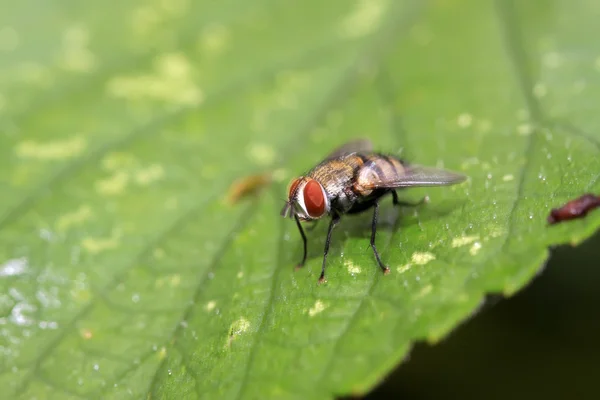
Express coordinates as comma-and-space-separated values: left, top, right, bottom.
1, 0, 599, 398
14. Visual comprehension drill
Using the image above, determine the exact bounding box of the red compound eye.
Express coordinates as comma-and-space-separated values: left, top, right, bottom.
303, 179, 326, 218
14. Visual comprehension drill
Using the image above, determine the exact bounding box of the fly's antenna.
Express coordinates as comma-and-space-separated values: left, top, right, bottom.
280, 202, 293, 218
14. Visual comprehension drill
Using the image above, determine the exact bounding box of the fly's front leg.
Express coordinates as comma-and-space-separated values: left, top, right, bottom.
294, 214, 308, 269
371, 200, 390, 275
318, 214, 340, 284
392, 190, 429, 207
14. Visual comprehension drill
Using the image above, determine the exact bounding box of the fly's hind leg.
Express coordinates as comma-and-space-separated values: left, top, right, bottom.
370, 200, 390, 275
392, 190, 429, 208
318, 214, 340, 284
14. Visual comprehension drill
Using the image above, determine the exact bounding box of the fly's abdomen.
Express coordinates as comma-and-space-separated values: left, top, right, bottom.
354, 154, 405, 195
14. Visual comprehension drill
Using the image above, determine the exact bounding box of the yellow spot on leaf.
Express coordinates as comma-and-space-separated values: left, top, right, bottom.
56, 205, 93, 232
199, 24, 230, 54
205, 301, 217, 312
451, 235, 479, 248
411, 252, 435, 265
158, 346, 167, 359
338, 0, 388, 38
106, 52, 203, 106
169, 274, 181, 287
345, 260, 361, 275
308, 300, 326, 317
247, 143, 276, 166
416, 284, 433, 298
60, 25, 96, 73
15, 136, 86, 160
397, 264, 411, 273
226, 317, 250, 348
135, 164, 165, 185
457, 113, 473, 128
81, 230, 121, 254
101, 152, 137, 171
80, 328, 93, 340
470, 242, 482, 255
95, 172, 129, 195
502, 174, 515, 182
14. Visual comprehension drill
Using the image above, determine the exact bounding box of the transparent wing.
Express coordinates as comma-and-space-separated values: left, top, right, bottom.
325, 138, 373, 160
362, 164, 467, 189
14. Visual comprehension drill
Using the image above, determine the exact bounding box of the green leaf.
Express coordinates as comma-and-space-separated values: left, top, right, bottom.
1, 0, 599, 398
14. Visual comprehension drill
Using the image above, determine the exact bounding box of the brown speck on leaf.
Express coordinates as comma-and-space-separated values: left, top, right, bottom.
226, 173, 271, 204
548, 193, 600, 224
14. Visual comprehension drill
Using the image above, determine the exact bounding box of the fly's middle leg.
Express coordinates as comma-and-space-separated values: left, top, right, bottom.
392, 190, 429, 208
371, 200, 390, 275
319, 214, 340, 284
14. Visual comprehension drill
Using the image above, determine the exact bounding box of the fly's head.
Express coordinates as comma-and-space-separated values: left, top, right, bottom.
281, 177, 329, 221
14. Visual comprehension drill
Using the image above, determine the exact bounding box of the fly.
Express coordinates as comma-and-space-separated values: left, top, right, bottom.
281, 139, 467, 284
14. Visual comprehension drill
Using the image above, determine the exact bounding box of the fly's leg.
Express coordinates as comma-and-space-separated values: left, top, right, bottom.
318, 214, 340, 284
392, 190, 429, 207
371, 200, 390, 275
294, 214, 308, 269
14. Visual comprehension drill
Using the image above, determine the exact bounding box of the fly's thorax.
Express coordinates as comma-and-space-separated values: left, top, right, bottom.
354, 154, 405, 195
287, 176, 330, 220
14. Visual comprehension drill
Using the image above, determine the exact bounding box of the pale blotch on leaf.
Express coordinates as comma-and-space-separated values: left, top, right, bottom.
0, 26, 19, 52
106, 52, 203, 106
457, 113, 473, 128
517, 123, 533, 136
416, 284, 433, 298
158, 346, 167, 360
542, 52, 562, 69
80, 328, 93, 340
95, 172, 129, 195
15, 136, 87, 161
247, 143, 276, 166
411, 252, 436, 265
345, 259, 361, 275
81, 230, 121, 254
56, 205, 93, 232
451, 235, 479, 248
101, 152, 137, 171
199, 24, 230, 54
469, 242, 482, 256
169, 274, 181, 287
398, 252, 436, 273
226, 317, 250, 348
502, 174, 515, 182
237, 271, 244, 279
205, 300, 217, 312
60, 25, 96, 73
338, 0, 388, 38
308, 300, 326, 317
132, 0, 188, 36
135, 164, 165, 185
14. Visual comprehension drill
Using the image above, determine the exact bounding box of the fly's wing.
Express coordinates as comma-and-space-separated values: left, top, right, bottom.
324, 138, 373, 160
362, 164, 467, 189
